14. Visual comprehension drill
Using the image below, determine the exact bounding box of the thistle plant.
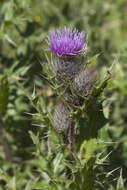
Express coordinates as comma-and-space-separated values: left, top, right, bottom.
46, 26, 109, 146
0, 0, 127, 189
47, 27, 88, 148
43, 26, 111, 189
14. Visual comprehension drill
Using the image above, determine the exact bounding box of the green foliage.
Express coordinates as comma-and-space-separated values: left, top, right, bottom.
0, 75, 9, 116
0, 0, 127, 190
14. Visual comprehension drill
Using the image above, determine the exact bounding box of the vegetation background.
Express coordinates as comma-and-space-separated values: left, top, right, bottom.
0, 0, 127, 189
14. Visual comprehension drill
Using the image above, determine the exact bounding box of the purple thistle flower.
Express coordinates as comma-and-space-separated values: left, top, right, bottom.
47, 27, 85, 56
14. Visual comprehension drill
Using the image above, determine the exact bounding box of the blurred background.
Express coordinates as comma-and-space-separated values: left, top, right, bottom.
0, 0, 127, 189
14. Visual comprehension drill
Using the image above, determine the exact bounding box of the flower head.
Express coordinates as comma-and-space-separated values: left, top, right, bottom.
47, 27, 85, 56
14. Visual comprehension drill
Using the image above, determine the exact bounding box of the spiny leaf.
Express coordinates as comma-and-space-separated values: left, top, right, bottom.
86, 53, 100, 67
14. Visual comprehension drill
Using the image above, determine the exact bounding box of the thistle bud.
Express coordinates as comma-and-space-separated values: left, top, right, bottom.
53, 102, 72, 133
73, 66, 97, 96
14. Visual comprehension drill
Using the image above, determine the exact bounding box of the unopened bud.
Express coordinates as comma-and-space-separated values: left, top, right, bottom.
53, 102, 72, 133
73, 66, 97, 96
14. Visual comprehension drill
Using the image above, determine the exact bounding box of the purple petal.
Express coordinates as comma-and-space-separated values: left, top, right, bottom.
47, 27, 86, 56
